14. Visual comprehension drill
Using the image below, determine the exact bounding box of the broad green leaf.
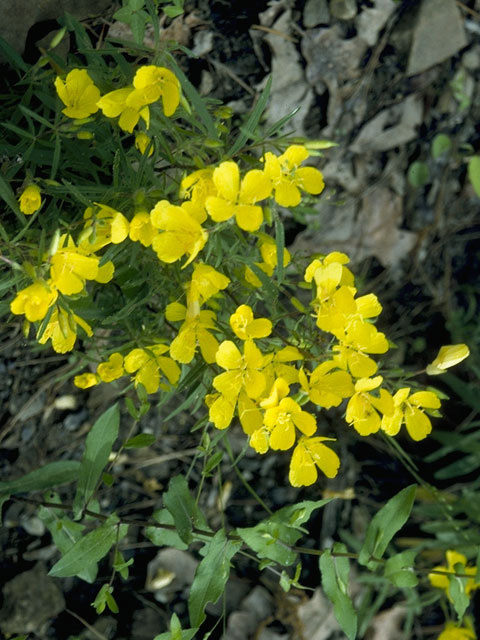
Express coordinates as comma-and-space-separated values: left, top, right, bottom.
407, 161, 429, 188
320, 548, 357, 640
38, 499, 97, 583
237, 499, 331, 566
163, 475, 210, 544
358, 485, 416, 568
384, 551, 418, 588
431, 134, 452, 159
144, 508, 188, 550
468, 156, 480, 197
124, 433, 156, 448
0, 461, 80, 495
73, 404, 120, 519
49, 515, 127, 578
229, 76, 272, 156
188, 530, 241, 628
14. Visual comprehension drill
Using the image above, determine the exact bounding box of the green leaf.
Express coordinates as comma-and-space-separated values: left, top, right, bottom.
203, 450, 224, 474
274, 215, 285, 284
407, 161, 430, 187
167, 56, 218, 140
384, 551, 418, 588
38, 499, 97, 583
163, 475, 210, 544
0, 174, 23, 223
229, 76, 272, 156
468, 156, 480, 197
237, 499, 331, 566
449, 562, 470, 620
124, 433, 156, 448
358, 485, 416, 568
49, 515, 127, 578
320, 548, 357, 640
73, 404, 120, 519
144, 508, 188, 550
0, 35, 29, 71
0, 461, 80, 495
188, 530, 241, 628
431, 134, 452, 159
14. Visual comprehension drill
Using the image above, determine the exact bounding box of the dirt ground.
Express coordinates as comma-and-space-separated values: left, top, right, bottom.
1, 1, 480, 638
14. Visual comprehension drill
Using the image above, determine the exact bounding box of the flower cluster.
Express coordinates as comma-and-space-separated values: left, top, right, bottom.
55, 65, 180, 134
10, 61, 471, 488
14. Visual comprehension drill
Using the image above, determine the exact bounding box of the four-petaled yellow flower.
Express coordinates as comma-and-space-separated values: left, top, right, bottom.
50, 237, 102, 295
10, 280, 57, 322
188, 263, 230, 304
97, 353, 125, 382
381, 387, 441, 441
129, 211, 158, 247
79, 204, 129, 253
131, 65, 180, 117
97, 87, 150, 133
206, 161, 272, 231
150, 200, 207, 267
55, 69, 101, 119
346, 376, 393, 436
230, 304, 272, 341
289, 436, 340, 487
19, 184, 42, 215
124, 345, 180, 394
166, 301, 219, 364
262, 145, 324, 207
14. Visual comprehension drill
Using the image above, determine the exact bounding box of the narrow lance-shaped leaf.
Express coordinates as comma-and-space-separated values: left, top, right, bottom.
0, 460, 80, 495
320, 546, 357, 640
73, 403, 120, 519
49, 515, 127, 578
229, 75, 272, 156
188, 530, 241, 628
358, 484, 416, 568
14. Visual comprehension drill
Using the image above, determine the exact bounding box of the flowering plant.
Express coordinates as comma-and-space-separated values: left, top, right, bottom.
0, 7, 474, 639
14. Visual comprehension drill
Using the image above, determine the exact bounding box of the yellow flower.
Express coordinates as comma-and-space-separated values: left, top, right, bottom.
263, 345, 304, 387
166, 302, 219, 364
188, 263, 230, 304
131, 65, 180, 117
124, 345, 180, 394
301, 361, 354, 409
54, 69, 101, 119
213, 340, 267, 401
345, 376, 394, 436
230, 305, 272, 341
50, 236, 100, 295
150, 200, 208, 267
80, 204, 129, 252
19, 184, 42, 215
305, 252, 354, 287
74, 373, 99, 389
10, 280, 57, 322
259, 378, 317, 451
97, 87, 150, 133
429, 551, 480, 601
38, 306, 92, 353
333, 320, 389, 378
135, 132, 153, 156
289, 436, 340, 487
437, 621, 476, 640
205, 161, 272, 231
262, 145, 324, 207
427, 344, 470, 375
180, 168, 215, 223
381, 387, 441, 441
97, 353, 125, 382
129, 211, 158, 247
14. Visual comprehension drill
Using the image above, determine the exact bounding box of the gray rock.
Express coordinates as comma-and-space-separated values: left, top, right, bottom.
0, 0, 111, 60
0, 562, 65, 634
407, 0, 467, 76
